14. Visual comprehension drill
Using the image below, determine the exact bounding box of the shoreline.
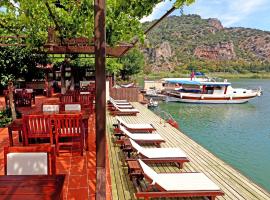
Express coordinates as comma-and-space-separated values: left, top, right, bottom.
137, 72, 270, 81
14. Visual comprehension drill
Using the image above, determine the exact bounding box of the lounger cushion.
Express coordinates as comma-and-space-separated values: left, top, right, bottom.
130, 139, 187, 158
157, 173, 221, 191
117, 105, 133, 108
117, 108, 139, 112
116, 117, 153, 129
138, 159, 220, 191
120, 125, 163, 141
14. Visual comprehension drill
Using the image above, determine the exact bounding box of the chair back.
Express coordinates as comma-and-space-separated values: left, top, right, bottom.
54, 114, 83, 137
129, 139, 144, 153
77, 94, 93, 105
43, 104, 60, 112
23, 115, 53, 145
4, 145, 56, 175
65, 104, 81, 111
138, 159, 158, 183
60, 94, 74, 103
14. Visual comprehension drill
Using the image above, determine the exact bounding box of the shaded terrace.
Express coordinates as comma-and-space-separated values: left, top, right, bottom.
0, 95, 112, 199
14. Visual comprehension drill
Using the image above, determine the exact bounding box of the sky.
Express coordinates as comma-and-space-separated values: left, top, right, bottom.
141, 0, 270, 31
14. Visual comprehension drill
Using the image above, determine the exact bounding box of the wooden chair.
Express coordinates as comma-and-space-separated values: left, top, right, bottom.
53, 114, 84, 156
4, 145, 56, 175
77, 94, 94, 112
59, 94, 75, 104
14, 91, 32, 107
23, 114, 53, 145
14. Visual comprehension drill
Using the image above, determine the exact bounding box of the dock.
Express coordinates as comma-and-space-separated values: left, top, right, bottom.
106, 102, 270, 200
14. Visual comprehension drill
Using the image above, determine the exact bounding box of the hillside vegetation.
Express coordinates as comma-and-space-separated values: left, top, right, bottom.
142, 15, 270, 75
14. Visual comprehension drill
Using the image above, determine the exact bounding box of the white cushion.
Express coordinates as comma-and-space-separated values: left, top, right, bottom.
65, 104, 81, 111
80, 92, 90, 94
43, 105, 59, 112
138, 159, 158, 183
120, 125, 163, 141
143, 148, 187, 158
157, 173, 221, 191
130, 139, 187, 158
117, 105, 133, 108
117, 108, 138, 112
116, 117, 153, 129
138, 159, 220, 191
7, 153, 48, 175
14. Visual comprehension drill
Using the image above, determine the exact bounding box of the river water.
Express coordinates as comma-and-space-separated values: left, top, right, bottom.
151, 79, 270, 192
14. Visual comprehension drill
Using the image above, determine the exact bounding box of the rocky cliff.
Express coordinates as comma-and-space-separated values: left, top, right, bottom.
142, 15, 270, 72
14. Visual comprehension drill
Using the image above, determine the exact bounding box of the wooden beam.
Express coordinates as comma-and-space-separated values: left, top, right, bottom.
94, 0, 106, 199
119, 6, 176, 57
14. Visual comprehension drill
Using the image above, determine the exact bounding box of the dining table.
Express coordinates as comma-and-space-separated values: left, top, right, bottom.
0, 174, 65, 200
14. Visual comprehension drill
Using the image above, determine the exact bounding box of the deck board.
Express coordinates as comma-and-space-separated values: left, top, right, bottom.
106, 102, 270, 200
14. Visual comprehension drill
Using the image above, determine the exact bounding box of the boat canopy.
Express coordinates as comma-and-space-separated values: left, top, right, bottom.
166, 79, 231, 86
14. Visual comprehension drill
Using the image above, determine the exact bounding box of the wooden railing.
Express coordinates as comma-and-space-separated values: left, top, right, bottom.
110, 87, 139, 102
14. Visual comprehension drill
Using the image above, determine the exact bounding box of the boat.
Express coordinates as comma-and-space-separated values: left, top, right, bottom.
147, 98, 158, 107
165, 79, 262, 104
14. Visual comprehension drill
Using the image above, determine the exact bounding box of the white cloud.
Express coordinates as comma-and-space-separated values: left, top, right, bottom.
187, 0, 268, 27
140, 1, 173, 22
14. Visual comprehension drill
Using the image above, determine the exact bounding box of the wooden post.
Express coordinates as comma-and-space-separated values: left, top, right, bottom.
8, 81, 16, 121
60, 62, 66, 94
95, 0, 106, 199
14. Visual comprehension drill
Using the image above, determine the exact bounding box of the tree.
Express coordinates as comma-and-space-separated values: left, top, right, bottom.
119, 48, 144, 80
0, 0, 195, 84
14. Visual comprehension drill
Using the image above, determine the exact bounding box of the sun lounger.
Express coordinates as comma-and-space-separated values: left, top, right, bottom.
115, 117, 155, 132
109, 97, 130, 105
110, 100, 133, 109
135, 159, 224, 200
110, 105, 139, 116
118, 125, 165, 146
128, 139, 189, 168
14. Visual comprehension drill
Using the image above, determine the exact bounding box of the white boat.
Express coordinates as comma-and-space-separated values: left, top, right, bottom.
148, 98, 158, 107
165, 79, 262, 104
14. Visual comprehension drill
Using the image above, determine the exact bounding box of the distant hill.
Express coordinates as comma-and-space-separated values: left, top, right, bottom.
142, 15, 270, 74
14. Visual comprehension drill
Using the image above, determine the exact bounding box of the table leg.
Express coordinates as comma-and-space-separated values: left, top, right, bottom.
83, 119, 89, 151
8, 128, 13, 146
18, 131, 22, 143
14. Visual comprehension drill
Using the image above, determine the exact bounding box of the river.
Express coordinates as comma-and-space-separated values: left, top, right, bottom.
151, 79, 270, 192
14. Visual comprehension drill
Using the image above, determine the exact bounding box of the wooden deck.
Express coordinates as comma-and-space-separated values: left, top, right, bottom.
106, 102, 270, 200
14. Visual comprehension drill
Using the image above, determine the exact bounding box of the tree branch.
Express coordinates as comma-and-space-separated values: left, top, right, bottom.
44, 2, 64, 44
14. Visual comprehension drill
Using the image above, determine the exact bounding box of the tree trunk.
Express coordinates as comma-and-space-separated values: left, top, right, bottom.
60, 63, 66, 94
8, 81, 16, 121
70, 65, 75, 91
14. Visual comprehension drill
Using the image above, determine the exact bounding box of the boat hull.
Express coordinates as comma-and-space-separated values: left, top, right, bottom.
166, 92, 258, 104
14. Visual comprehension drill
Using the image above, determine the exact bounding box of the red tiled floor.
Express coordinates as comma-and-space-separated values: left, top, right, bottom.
0, 95, 112, 199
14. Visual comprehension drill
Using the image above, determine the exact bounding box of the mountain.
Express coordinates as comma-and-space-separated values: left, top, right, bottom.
142, 15, 270, 73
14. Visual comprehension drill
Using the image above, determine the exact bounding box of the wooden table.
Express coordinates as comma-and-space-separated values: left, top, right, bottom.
0, 174, 65, 200
126, 159, 143, 180
7, 119, 23, 146
122, 139, 133, 158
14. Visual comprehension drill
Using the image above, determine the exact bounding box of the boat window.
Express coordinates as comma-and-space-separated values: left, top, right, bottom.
233, 91, 236, 93
243, 91, 246, 93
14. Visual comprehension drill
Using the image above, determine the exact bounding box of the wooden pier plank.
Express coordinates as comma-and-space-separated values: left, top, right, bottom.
106, 102, 270, 200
